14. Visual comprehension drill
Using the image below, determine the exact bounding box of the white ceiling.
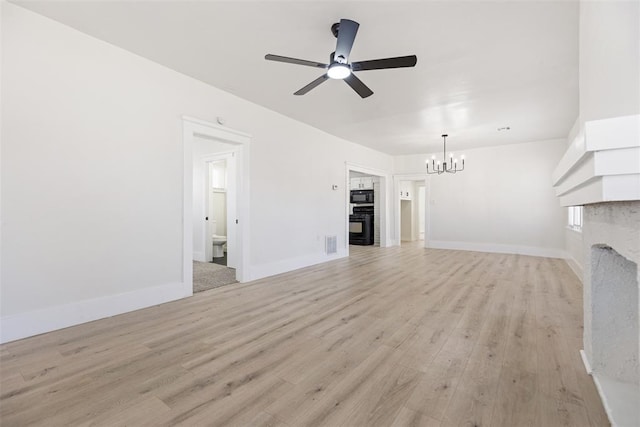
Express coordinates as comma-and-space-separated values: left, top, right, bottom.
14, 1, 579, 155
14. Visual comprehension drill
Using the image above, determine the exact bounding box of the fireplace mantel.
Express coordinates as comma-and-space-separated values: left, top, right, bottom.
553, 115, 640, 207
554, 114, 640, 426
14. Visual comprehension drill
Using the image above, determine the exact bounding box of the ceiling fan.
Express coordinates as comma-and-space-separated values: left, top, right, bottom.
265, 19, 417, 98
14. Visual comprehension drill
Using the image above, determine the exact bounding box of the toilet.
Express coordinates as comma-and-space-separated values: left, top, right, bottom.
212, 235, 227, 258
211, 221, 227, 258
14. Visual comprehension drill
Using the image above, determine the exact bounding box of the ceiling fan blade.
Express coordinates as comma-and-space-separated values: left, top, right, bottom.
334, 19, 359, 63
351, 55, 417, 72
344, 74, 373, 98
265, 54, 328, 69
294, 74, 330, 95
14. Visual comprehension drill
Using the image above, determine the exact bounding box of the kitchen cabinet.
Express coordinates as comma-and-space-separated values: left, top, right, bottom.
350, 177, 374, 190
400, 181, 413, 200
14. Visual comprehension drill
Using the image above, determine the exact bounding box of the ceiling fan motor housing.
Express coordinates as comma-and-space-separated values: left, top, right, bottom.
331, 22, 340, 38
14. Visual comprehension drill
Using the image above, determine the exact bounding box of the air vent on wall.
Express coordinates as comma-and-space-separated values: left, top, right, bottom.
325, 236, 337, 255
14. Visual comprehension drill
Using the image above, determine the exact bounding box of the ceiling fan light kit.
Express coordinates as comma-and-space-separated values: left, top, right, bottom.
427, 134, 465, 175
327, 63, 351, 79
265, 19, 417, 98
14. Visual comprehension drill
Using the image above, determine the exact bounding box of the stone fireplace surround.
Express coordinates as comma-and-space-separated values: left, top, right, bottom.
553, 115, 640, 426
582, 202, 639, 427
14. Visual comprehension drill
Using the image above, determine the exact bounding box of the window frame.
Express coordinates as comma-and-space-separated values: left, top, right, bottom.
567, 206, 583, 232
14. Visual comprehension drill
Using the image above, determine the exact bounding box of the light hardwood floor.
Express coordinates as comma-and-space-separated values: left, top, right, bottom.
0, 245, 609, 426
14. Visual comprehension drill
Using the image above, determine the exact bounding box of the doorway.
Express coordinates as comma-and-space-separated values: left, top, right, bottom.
182, 117, 251, 297
393, 174, 428, 247
202, 154, 236, 267
208, 160, 228, 265
345, 163, 390, 254
193, 147, 238, 292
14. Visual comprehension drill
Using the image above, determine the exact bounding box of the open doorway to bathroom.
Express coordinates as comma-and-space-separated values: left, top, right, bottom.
182, 116, 250, 296
206, 159, 230, 266
192, 140, 238, 293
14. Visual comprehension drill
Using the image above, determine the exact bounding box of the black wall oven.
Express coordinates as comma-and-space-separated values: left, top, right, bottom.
349, 206, 374, 245
350, 189, 374, 204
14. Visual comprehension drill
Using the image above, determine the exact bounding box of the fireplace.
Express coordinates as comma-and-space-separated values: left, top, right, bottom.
553, 115, 640, 426
589, 244, 638, 381
582, 202, 639, 426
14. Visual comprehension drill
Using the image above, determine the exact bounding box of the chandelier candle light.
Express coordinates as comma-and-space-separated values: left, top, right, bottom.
426, 134, 465, 174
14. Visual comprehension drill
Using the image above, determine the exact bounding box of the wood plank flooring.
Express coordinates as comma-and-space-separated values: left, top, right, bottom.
0, 244, 609, 426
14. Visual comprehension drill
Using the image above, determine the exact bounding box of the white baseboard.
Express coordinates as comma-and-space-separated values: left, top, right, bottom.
249, 249, 347, 282
426, 240, 568, 259
565, 256, 584, 282
591, 372, 639, 427
0, 282, 190, 344
193, 251, 205, 262
580, 349, 593, 374
579, 349, 639, 427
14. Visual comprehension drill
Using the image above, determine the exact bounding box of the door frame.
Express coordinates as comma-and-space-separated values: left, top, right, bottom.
183, 116, 251, 293
345, 162, 391, 254
393, 173, 429, 247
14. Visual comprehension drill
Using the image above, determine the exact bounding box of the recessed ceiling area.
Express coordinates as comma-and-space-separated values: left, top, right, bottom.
13, 1, 579, 155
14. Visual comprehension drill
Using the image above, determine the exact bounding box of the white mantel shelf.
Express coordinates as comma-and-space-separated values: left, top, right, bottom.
553, 115, 640, 207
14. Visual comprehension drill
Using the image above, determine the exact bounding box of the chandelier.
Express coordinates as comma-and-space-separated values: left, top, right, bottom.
426, 134, 465, 174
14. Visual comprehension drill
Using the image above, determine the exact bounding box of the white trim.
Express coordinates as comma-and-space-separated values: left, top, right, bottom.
591, 374, 616, 427
426, 240, 568, 259
345, 163, 392, 254
580, 349, 593, 374
250, 248, 347, 282
183, 116, 252, 139
566, 225, 583, 233
183, 117, 251, 283
591, 373, 639, 427
0, 281, 187, 343
580, 349, 636, 427
564, 256, 584, 282
553, 115, 640, 206
345, 162, 390, 178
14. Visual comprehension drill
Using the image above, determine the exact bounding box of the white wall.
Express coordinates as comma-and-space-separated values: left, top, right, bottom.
563, 117, 584, 279
399, 180, 420, 242
0, 4, 392, 342
410, 182, 421, 241
417, 185, 425, 236
579, 0, 640, 125
372, 177, 381, 246
575, 6, 640, 422
212, 193, 227, 236
565, 228, 584, 278
394, 139, 567, 257
563, 0, 640, 279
